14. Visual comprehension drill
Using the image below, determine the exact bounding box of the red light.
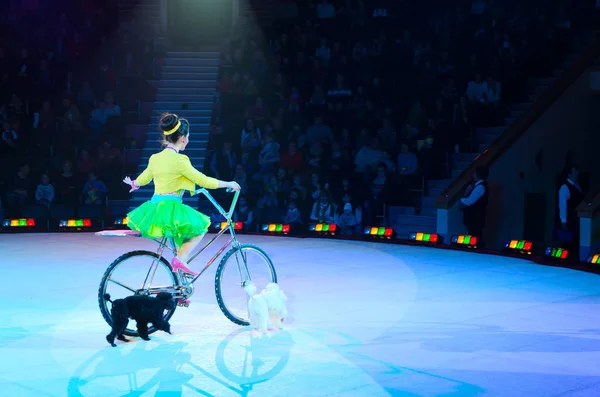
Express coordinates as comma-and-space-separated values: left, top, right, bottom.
523, 241, 532, 251
384, 228, 393, 237
234, 222, 243, 230
83, 219, 92, 227
430, 234, 438, 243
26, 219, 35, 226
329, 224, 337, 232
282, 224, 290, 233
560, 250, 568, 259
470, 236, 478, 245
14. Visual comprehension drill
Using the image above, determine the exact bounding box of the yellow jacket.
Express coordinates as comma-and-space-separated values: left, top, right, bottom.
135, 148, 219, 194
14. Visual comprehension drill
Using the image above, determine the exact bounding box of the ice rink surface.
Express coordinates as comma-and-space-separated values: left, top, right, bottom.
2, 233, 600, 397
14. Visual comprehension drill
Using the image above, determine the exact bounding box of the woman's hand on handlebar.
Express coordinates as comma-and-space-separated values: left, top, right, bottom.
226, 181, 241, 192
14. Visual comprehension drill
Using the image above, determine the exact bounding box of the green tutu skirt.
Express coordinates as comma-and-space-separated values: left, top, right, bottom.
127, 196, 211, 248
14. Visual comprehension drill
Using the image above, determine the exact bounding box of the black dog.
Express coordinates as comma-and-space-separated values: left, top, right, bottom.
104, 292, 176, 347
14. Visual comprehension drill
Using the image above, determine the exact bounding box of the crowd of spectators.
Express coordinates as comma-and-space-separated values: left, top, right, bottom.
0, 2, 157, 221
210, 0, 594, 234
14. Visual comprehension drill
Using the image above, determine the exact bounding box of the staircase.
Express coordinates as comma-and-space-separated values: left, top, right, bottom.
129, 50, 220, 209
392, 31, 599, 239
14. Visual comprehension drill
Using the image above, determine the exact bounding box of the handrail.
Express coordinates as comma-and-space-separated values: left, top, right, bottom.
577, 190, 600, 219
436, 36, 600, 210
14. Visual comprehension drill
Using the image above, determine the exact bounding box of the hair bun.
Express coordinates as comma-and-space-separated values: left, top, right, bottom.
159, 113, 179, 133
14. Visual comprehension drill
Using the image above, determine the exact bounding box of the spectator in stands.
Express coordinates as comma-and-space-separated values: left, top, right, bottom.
460, 166, 489, 246
56, 160, 78, 206
103, 92, 121, 119
258, 133, 280, 174
336, 203, 358, 236
354, 136, 387, 177
77, 149, 96, 176
245, 97, 270, 123
257, 188, 279, 209
35, 173, 55, 209
59, 98, 82, 134
82, 171, 107, 205
6, 163, 31, 216
90, 102, 107, 135
2, 122, 18, 151
241, 118, 262, 153
397, 143, 419, 177
280, 141, 304, 170
364, 163, 392, 225
316, 0, 336, 19
310, 191, 335, 223
234, 196, 254, 231
210, 140, 236, 180
306, 116, 333, 144
284, 200, 302, 226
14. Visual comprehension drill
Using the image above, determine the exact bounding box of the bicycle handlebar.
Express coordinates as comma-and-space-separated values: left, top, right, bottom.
194, 188, 240, 221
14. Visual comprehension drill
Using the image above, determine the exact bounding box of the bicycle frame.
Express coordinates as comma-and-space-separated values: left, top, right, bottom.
143, 188, 243, 291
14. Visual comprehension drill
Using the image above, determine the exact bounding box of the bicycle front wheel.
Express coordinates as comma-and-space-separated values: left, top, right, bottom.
215, 244, 277, 326
98, 250, 180, 336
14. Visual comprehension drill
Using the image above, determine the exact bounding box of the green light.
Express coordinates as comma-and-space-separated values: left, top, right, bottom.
377, 227, 385, 235
423, 233, 431, 242
323, 224, 330, 232
555, 249, 563, 258
516, 241, 524, 249
464, 236, 471, 244
76, 219, 84, 227
275, 224, 283, 232
19, 219, 27, 226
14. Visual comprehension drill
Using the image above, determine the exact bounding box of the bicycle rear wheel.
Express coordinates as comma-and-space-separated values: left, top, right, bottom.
215, 244, 277, 326
98, 250, 180, 337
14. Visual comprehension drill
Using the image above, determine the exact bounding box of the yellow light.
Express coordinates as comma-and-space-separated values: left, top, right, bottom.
416, 232, 424, 241
509, 240, 517, 249
220, 222, 228, 229
10, 219, 18, 226
457, 235, 464, 244
123, 218, 128, 225
316, 224, 323, 232
370, 227, 378, 235
268, 224, 276, 232
593, 254, 600, 263
68, 220, 76, 227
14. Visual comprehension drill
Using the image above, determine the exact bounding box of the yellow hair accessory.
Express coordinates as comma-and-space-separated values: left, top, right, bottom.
163, 120, 181, 136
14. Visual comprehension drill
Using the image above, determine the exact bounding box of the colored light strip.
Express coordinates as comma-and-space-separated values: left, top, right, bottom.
362, 226, 393, 237
59, 219, 92, 227
451, 235, 478, 246
505, 239, 533, 252
408, 232, 439, 243
308, 223, 337, 233
261, 224, 291, 234
3, 218, 36, 227
114, 217, 129, 225
544, 247, 568, 259
212, 221, 243, 231
586, 254, 600, 264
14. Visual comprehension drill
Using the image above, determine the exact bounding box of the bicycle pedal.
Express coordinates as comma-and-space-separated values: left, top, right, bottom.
177, 299, 191, 307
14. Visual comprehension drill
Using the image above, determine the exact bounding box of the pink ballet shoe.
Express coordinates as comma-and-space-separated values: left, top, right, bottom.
177, 298, 191, 307
171, 257, 197, 276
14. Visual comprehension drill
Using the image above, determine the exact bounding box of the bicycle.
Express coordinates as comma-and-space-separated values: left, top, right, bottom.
97, 188, 277, 336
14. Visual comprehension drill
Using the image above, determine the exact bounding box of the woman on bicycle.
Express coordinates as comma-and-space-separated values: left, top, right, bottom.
123, 113, 241, 282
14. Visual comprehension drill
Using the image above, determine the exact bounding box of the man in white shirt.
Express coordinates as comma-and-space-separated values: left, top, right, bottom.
556, 165, 584, 261
460, 166, 489, 246
466, 74, 486, 103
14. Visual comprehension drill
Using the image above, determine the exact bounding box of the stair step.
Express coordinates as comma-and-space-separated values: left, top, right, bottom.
158, 80, 218, 88
428, 179, 451, 190
421, 196, 436, 208
153, 102, 214, 110
156, 87, 216, 94
429, 187, 444, 197
161, 72, 219, 80
155, 94, 214, 101
150, 115, 212, 123
452, 160, 473, 171
161, 65, 220, 73
153, 108, 212, 116
163, 58, 220, 67
166, 51, 220, 58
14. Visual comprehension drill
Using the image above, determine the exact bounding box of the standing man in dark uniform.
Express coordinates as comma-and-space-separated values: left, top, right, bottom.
461, 166, 489, 247
557, 165, 584, 262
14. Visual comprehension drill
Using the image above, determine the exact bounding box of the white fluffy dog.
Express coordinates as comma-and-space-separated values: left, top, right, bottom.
244, 282, 288, 335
